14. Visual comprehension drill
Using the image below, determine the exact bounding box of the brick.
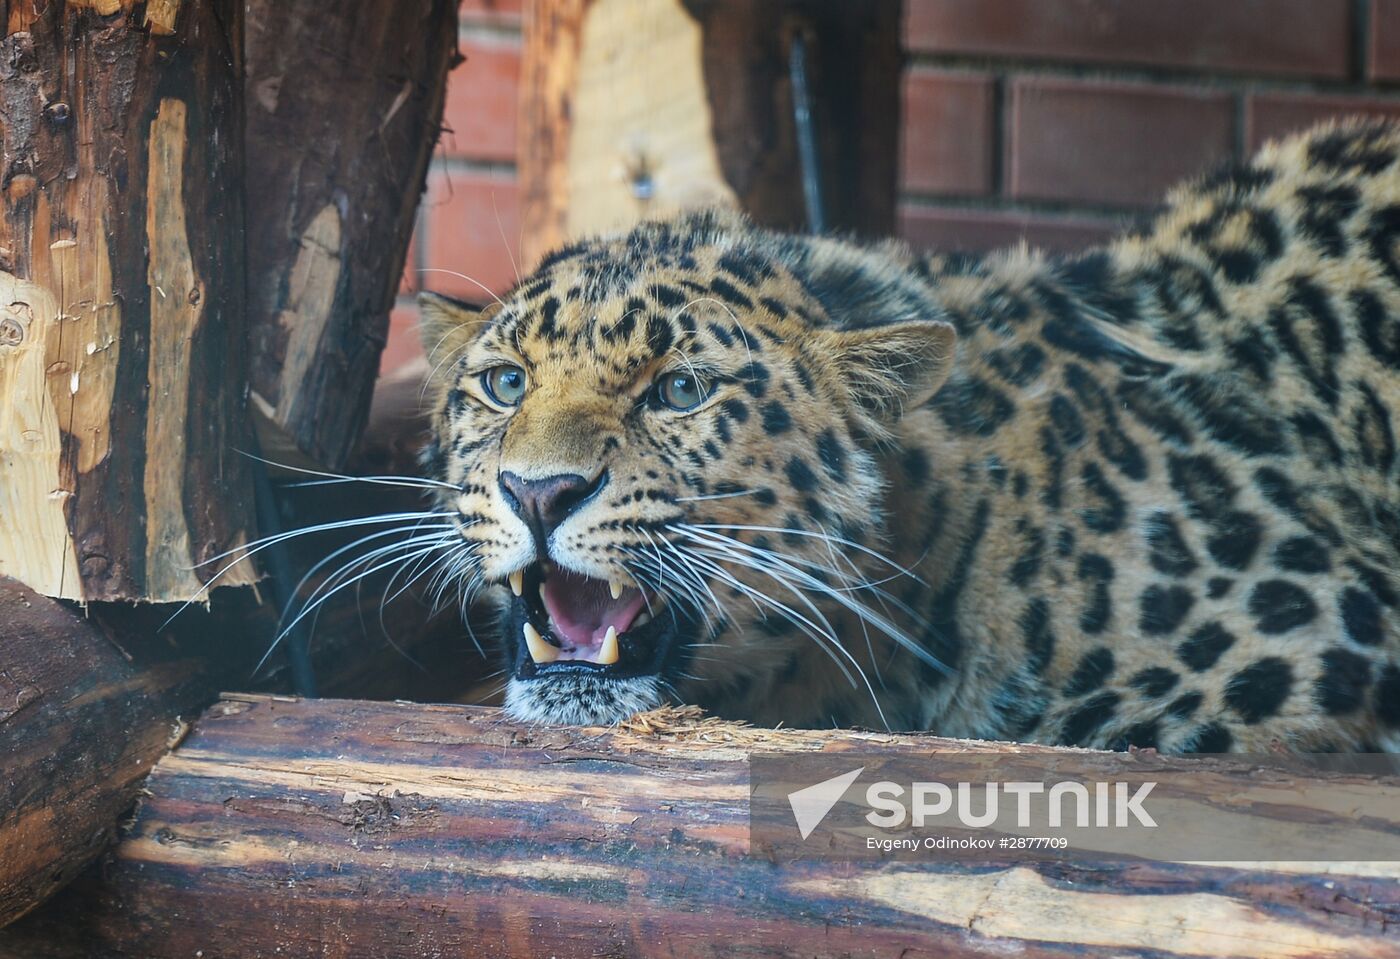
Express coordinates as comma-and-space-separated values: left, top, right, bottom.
1246, 93, 1400, 149
900, 70, 995, 196
906, 0, 1352, 80
1372, 0, 1400, 81
1248, 93, 1400, 148
898, 205, 1126, 255
379, 302, 425, 376
422, 169, 522, 300
1007, 77, 1234, 208
442, 34, 520, 162
458, 0, 522, 26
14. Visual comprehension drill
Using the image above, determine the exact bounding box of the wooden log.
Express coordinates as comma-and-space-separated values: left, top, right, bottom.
519, 0, 902, 266
0, 0, 258, 602
0, 578, 257, 927
0, 564, 480, 928
243, 0, 459, 471
4, 693, 1397, 957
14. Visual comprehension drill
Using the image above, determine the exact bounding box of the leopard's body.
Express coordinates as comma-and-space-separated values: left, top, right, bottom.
422, 121, 1400, 751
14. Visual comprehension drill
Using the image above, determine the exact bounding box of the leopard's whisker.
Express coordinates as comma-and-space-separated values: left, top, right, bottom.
491, 189, 521, 285
679, 524, 951, 680
286, 522, 458, 632
237, 452, 462, 492
384, 519, 477, 610
417, 268, 507, 310
424, 541, 485, 630
807, 520, 884, 687
643, 526, 673, 600
636, 537, 740, 627
677, 525, 940, 679
673, 543, 836, 649
669, 542, 868, 692
670, 295, 753, 368
284, 531, 455, 634
253, 534, 456, 675
427, 554, 467, 612
722, 521, 926, 629
678, 544, 891, 729
421, 337, 476, 400
680, 520, 935, 638
657, 537, 728, 626
286, 530, 453, 617
160, 512, 456, 632
365, 552, 459, 674
436, 548, 480, 608
197, 511, 456, 568
675, 488, 762, 503
629, 547, 707, 628
690, 522, 927, 584
640, 528, 725, 629
262, 538, 452, 668
376, 530, 478, 642
635, 523, 705, 621
284, 476, 451, 492
654, 677, 690, 705
426, 543, 473, 609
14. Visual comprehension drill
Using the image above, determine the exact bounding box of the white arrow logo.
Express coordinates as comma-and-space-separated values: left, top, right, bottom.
787, 766, 865, 840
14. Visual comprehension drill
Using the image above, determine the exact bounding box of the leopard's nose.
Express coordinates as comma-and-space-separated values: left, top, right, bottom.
499, 470, 608, 551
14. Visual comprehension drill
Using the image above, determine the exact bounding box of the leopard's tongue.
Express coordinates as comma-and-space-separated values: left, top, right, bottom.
540, 568, 645, 651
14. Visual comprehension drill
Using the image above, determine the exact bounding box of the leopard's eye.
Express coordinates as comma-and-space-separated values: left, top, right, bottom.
655, 370, 709, 411
481, 364, 527, 406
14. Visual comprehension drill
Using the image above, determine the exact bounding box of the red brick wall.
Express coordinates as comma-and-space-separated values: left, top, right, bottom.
384, 0, 523, 375
385, 0, 1400, 375
899, 0, 1400, 255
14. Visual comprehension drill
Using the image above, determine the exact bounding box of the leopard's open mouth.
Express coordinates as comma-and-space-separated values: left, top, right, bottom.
502, 563, 682, 681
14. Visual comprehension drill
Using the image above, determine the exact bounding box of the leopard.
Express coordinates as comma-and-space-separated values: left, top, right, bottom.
417, 119, 1400, 753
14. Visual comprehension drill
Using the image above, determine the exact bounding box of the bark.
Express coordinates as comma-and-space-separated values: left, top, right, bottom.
0, 562, 483, 928
518, 0, 901, 266
0, 577, 252, 927
243, 0, 458, 471
0, 0, 256, 602
4, 694, 1397, 957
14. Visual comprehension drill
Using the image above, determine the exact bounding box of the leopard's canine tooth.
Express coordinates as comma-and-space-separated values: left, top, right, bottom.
598, 625, 620, 665
609, 578, 625, 600
524, 622, 558, 663
509, 570, 524, 597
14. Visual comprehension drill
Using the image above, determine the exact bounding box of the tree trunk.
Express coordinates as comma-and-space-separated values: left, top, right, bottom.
518, 0, 902, 266
5, 694, 1397, 957
0, 0, 256, 602
0, 578, 256, 927
243, 0, 458, 472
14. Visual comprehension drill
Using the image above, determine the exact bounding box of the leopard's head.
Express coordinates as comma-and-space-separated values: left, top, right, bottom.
420, 212, 953, 724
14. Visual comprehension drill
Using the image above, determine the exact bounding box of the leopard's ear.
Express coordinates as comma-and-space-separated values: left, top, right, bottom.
417, 291, 498, 361
821, 320, 956, 429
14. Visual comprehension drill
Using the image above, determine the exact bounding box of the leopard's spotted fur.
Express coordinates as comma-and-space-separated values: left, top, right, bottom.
421, 121, 1400, 751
